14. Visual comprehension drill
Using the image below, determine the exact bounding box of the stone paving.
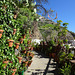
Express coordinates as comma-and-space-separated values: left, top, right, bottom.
24, 51, 58, 75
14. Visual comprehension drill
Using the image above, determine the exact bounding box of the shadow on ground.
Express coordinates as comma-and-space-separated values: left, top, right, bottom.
26, 50, 60, 75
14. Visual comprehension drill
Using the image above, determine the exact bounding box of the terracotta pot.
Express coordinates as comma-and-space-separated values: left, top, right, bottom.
29, 53, 34, 58
3, 60, 9, 68
49, 53, 52, 58
26, 52, 29, 56
52, 53, 56, 58
31, 47, 33, 51
23, 61, 28, 67
22, 50, 26, 54
0, 30, 4, 38
28, 61, 32, 67
8, 39, 14, 47
17, 57, 22, 63
14, 14, 17, 19
15, 43, 19, 49
13, 29, 16, 35
23, 34, 26, 39
20, 38, 24, 44
28, 45, 31, 49
11, 69, 17, 75
27, 40, 31, 44
29, 30, 31, 34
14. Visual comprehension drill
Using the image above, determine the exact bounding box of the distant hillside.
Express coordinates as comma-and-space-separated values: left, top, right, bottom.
68, 31, 75, 39
38, 16, 74, 41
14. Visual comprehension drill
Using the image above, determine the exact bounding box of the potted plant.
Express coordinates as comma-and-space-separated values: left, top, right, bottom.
13, 29, 16, 35
60, 63, 71, 75
26, 51, 29, 57
20, 38, 24, 44
8, 55, 19, 75
28, 60, 32, 67
17, 52, 22, 63
23, 34, 26, 39
15, 41, 20, 49
18, 63, 27, 75
18, 67, 24, 75
22, 60, 28, 67
0, 25, 4, 38
21, 46, 26, 54
7, 35, 14, 47
2, 55, 9, 69
27, 39, 31, 45
11, 68, 17, 75
13, 12, 17, 19
7, 39, 14, 47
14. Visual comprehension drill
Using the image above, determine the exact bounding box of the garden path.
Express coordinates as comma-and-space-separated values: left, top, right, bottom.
24, 51, 58, 75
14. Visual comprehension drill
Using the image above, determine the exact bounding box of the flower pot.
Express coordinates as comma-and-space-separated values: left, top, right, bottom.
13, 29, 16, 35
17, 57, 22, 63
52, 53, 56, 58
28, 45, 31, 49
22, 50, 26, 54
28, 61, 32, 67
15, 43, 19, 49
20, 38, 24, 44
31, 47, 33, 51
26, 52, 29, 56
11, 68, 17, 75
0, 30, 4, 38
3, 60, 9, 68
23, 34, 26, 39
14, 14, 17, 19
8, 39, 14, 47
27, 40, 31, 45
23, 61, 28, 67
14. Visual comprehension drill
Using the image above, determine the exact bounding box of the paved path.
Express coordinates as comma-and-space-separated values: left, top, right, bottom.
24, 51, 58, 75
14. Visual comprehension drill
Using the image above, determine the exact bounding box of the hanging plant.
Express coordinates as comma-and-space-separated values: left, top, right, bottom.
13, 12, 17, 19
3, 60, 9, 69
0, 26, 4, 38
7, 39, 14, 47
15, 42, 20, 49
23, 34, 26, 39
20, 38, 24, 44
13, 29, 16, 35
17, 57, 22, 63
11, 68, 17, 75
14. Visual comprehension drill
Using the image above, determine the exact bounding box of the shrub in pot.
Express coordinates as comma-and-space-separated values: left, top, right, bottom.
60, 63, 71, 75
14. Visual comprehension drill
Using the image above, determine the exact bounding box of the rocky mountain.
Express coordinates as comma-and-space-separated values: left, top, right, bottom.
32, 16, 75, 42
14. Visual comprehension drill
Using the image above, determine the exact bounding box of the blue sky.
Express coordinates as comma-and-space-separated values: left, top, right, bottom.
38, 0, 75, 33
